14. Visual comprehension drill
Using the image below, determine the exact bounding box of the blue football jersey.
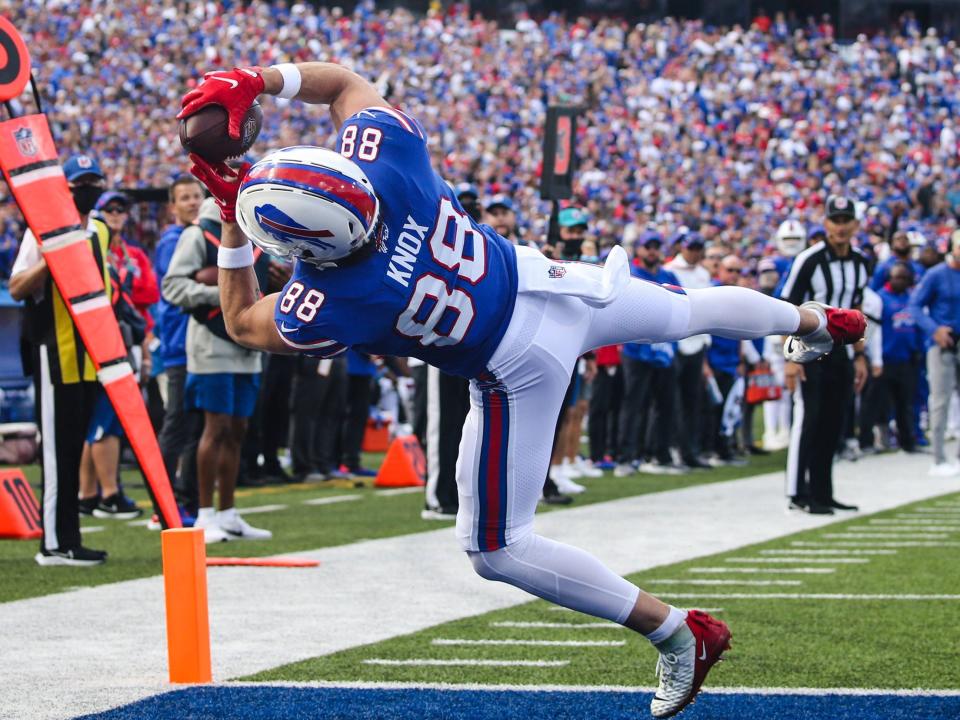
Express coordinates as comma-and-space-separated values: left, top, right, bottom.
273, 107, 518, 378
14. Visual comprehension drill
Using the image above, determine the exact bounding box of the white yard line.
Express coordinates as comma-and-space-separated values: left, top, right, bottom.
363, 658, 569, 668
853, 525, 960, 532
870, 519, 960, 525
656, 593, 960, 601
238, 504, 288, 515
1, 449, 956, 720
758, 548, 896, 555
906, 508, 960, 514
302, 495, 363, 506
689, 566, 837, 573
726, 558, 869, 564
491, 621, 623, 630
646, 579, 803, 586
79, 526, 104, 534
822, 533, 949, 539
432, 639, 625, 648
792, 540, 960, 547
374, 487, 424, 496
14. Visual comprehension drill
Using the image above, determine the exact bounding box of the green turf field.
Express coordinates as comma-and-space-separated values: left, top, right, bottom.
246, 492, 960, 690
0, 451, 785, 603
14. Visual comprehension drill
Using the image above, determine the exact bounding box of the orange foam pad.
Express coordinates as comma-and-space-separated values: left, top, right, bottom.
0, 468, 42, 540
374, 435, 426, 488
206, 557, 320, 568
161, 528, 212, 683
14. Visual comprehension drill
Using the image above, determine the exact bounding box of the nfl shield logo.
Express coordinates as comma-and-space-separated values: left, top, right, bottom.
548, 265, 566, 279
14, 127, 37, 157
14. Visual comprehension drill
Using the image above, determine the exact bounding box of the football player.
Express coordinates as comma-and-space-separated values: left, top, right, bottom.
179, 63, 865, 718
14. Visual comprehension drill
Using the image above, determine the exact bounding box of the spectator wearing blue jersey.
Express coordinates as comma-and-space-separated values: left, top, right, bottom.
614, 233, 681, 476
909, 232, 960, 476
875, 263, 924, 452
870, 231, 925, 291
154, 176, 204, 515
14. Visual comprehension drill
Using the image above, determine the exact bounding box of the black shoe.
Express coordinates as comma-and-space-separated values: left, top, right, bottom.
682, 457, 711, 470
35, 546, 107, 567
828, 499, 859, 511
541, 491, 574, 506
78, 496, 98, 517
421, 505, 458, 520
788, 498, 834, 515
94, 493, 143, 520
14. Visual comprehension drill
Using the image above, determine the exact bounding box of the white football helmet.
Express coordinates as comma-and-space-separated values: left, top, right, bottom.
775, 219, 807, 257
236, 146, 380, 266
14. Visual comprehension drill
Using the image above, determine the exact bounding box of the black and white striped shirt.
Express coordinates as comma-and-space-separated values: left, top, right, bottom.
780, 241, 870, 309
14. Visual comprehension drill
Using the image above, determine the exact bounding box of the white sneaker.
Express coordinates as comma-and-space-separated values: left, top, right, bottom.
561, 458, 584, 479
928, 462, 960, 478
195, 519, 229, 544
218, 511, 273, 540
613, 462, 636, 478
640, 461, 683, 476
553, 474, 586, 495
574, 457, 604, 478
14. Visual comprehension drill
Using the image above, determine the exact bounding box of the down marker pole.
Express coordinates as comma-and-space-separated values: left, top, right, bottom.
161, 528, 212, 683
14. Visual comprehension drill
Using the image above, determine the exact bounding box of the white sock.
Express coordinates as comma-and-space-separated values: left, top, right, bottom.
468, 533, 640, 623
197, 507, 216, 524
645, 605, 688, 645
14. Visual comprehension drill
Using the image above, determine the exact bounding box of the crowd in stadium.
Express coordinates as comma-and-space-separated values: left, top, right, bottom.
2, 2, 960, 538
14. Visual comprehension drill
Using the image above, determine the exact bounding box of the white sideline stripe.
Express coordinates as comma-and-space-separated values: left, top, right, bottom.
896, 513, 960, 519
932, 502, 960, 507
822, 533, 949, 539
646, 579, 802, 586
854, 525, 960, 532
226, 679, 960, 697
363, 658, 569, 668
374, 487, 424, 496
689, 566, 837, 573
759, 548, 896, 555
727, 558, 869, 564
10, 165, 64, 187
871, 519, 960, 525
302, 495, 362, 506
491, 621, 622, 630
657, 593, 960, 600
792, 541, 960, 547
79, 526, 103, 534
908, 508, 960, 514
432, 638, 626, 648
238, 504, 288, 515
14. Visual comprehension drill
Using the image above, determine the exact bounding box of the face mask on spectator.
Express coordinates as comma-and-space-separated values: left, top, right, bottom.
71, 185, 104, 216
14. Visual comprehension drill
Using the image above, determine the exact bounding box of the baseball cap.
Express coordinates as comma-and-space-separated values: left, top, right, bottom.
681, 231, 705, 248
63, 154, 105, 182
558, 206, 590, 228
484, 194, 514, 212
636, 230, 663, 248
826, 194, 856, 221
96, 191, 129, 211
454, 182, 478, 200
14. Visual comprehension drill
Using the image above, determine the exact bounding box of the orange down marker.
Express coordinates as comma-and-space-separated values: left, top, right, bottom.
161, 528, 212, 683
374, 435, 427, 488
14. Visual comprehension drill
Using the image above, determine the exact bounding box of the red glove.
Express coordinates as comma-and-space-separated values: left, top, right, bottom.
188, 153, 251, 224
178, 67, 265, 140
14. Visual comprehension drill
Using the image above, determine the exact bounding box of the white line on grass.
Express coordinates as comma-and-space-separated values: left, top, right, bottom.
645, 579, 803, 586
657, 593, 960, 600
759, 548, 896, 555
726, 558, 869, 564
871, 519, 960, 525
241, 680, 960, 697
853, 525, 960, 532
792, 541, 960, 547
896, 513, 960, 519
907, 508, 960, 514
491, 621, 623, 630
822, 533, 949, 539
432, 639, 626, 648
363, 658, 570, 667
302, 495, 362, 506
238, 504, 288, 515
374, 487, 424, 496
689, 567, 836, 573
79, 526, 103, 534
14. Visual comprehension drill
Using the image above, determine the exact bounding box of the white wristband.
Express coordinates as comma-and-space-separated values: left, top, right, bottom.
273, 63, 302, 100
217, 243, 255, 269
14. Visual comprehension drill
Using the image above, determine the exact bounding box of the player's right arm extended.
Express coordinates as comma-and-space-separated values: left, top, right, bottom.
259, 63, 386, 130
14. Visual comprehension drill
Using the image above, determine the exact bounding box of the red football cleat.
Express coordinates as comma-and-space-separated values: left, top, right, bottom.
650, 610, 732, 718
784, 302, 866, 363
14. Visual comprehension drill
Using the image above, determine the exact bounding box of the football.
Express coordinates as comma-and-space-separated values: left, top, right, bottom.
179, 101, 263, 163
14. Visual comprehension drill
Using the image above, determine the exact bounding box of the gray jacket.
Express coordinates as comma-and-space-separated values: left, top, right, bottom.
161, 198, 261, 375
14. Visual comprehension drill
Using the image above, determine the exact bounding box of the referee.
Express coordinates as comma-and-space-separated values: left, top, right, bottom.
780, 194, 869, 515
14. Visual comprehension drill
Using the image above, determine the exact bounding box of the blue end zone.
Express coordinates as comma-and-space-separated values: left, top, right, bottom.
75, 686, 960, 720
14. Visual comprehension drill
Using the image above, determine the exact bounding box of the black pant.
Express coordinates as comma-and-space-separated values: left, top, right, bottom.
242, 354, 294, 475
675, 350, 705, 463
708, 370, 737, 459
425, 366, 470, 511
411, 363, 428, 451
617, 357, 655, 462
290, 356, 347, 475
788, 349, 853, 504
33, 345, 98, 552
158, 364, 202, 510
588, 364, 622, 461
340, 374, 374, 470
640, 364, 676, 464
881, 361, 918, 452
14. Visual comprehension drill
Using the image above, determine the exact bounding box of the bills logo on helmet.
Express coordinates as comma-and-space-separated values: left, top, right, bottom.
254, 204, 336, 250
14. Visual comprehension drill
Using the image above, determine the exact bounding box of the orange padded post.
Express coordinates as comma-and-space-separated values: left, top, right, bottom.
161, 528, 212, 683
374, 435, 427, 488
0, 468, 42, 540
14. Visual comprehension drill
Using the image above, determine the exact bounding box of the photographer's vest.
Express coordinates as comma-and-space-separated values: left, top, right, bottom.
190, 218, 270, 342
23, 218, 111, 384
